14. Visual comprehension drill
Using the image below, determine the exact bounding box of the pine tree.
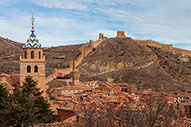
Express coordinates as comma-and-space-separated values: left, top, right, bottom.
2, 88, 39, 127
0, 76, 56, 127
22, 75, 42, 97
0, 84, 8, 100
22, 76, 56, 123
0, 84, 9, 126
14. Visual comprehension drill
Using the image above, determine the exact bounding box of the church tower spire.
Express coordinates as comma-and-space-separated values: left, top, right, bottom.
20, 16, 46, 97
22, 16, 41, 49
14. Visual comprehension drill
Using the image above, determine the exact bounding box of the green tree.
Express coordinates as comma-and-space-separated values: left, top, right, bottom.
0, 84, 8, 99
0, 84, 9, 126
22, 75, 42, 97
22, 76, 56, 123
0, 76, 56, 127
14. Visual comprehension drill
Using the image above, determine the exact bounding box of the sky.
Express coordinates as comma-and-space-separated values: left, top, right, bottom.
0, 0, 191, 49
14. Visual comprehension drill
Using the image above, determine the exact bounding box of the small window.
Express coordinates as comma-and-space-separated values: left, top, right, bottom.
27, 65, 31, 73
24, 51, 27, 59
31, 51, 34, 59
34, 65, 38, 73
76, 116, 79, 122
39, 51, 41, 59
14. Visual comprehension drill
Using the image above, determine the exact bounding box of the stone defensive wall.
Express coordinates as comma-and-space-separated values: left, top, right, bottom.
45, 33, 108, 83
45, 70, 57, 84
116, 31, 191, 57
135, 39, 191, 56
172, 47, 191, 56
135, 40, 173, 51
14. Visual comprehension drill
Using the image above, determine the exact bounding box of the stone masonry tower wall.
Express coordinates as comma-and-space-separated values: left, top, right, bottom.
117, 31, 126, 38
20, 48, 46, 96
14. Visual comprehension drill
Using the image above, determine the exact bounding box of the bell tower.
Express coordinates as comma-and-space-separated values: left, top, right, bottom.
20, 16, 46, 96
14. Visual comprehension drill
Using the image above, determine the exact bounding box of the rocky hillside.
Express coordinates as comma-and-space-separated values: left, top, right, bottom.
78, 38, 191, 92
44, 44, 82, 76
0, 37, 22, 74
0, 37, 82, 75
1, 36, 191, 92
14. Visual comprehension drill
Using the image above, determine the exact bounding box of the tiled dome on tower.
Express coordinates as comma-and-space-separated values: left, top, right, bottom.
22, 16, 42, 48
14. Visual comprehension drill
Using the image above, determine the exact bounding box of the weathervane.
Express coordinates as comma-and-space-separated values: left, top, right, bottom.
31, 15, 35, 34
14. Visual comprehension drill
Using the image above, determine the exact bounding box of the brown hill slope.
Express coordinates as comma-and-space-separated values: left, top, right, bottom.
0, 37, 22, 74
78, 38, 191, 92
44, 44, 82, 76
0, 37, 82, 75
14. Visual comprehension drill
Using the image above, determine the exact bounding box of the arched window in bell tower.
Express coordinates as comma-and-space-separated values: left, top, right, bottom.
31, 51, 34, 59
27, 65, 31, 73
24, 51, 27, 59
39, 51, 41, 59
34, 65, 38, 73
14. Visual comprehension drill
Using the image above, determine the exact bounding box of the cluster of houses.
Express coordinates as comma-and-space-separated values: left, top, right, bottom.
37, 70, 190, 126
2, 70, 191, 126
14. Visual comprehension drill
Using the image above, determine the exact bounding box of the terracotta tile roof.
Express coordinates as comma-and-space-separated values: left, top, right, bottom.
34, 122, 73, 127
174, 118, 191, 127
54, 84, 90, 90
0, 73, 10, 77
0, 81, 14, 90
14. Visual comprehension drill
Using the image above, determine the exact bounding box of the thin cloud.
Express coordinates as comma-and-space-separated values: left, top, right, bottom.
31, 0, 89, 11
0, 0, 190, 49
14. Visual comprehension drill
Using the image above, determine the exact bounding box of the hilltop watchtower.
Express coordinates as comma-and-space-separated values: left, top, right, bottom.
20, 16, 46, 96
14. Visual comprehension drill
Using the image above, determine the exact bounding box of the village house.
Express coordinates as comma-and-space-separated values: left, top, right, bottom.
0, 73, 14, 93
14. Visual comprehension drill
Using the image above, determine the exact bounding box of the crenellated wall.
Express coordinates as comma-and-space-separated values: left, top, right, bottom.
45, 69, 57, 84
116, 31, 191, 56
46, 33, 107, 83
135, 39, 191, 56
173, 47, 191, 56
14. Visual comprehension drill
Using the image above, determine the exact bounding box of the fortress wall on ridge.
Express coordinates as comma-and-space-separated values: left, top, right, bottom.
46, 31, 191, 84
135, 39, 191, 56
46, 33, 107, 82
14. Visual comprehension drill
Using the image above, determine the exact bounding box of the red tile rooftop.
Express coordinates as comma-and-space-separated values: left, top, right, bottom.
0, 73, 10, 77
34, 122, 73, 127
174, 118, 191, 127
0, 81, 14, 90
54, 84, 89, 90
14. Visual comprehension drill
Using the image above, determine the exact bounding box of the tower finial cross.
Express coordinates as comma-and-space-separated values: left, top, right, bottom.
31, 16, 35, 34
32, 16, 35, 25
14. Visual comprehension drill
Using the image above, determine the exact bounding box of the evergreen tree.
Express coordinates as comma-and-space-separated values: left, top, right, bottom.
0, 84, 8, 101
0, 76, 56, 127
2, 88, 39, 127
22, 76, 42, 97
0, 84, 9, 126
22, 76, 56, 123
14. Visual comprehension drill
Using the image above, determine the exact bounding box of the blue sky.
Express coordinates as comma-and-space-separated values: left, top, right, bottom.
0, 0, 191, 49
